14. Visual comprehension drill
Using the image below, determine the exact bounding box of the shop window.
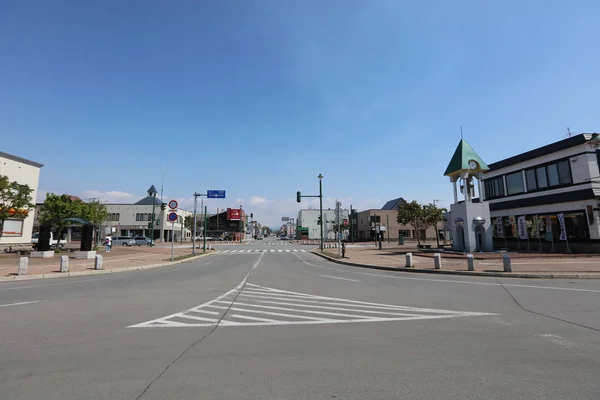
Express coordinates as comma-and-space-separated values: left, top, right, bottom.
536, 167, 548, 188
2, 219, 23, 237
526, 169, 537, 191
484, 176, 505, 199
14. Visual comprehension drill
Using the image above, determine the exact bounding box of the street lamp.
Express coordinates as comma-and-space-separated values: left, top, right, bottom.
147, 185, 158, 246
318, 174, 324, 251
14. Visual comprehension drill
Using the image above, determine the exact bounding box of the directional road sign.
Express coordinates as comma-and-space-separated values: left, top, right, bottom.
167, 212, 178, 223
168, 200, 178, 209
207, 190, 226, 199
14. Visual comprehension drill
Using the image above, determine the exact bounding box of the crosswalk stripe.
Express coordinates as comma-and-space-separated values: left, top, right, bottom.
278, 249, 282, 252
301, 250, 306, 252
285, 249, 290, 252
270, 249, 275, 252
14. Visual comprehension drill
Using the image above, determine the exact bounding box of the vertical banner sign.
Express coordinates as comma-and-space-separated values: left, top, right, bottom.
545, 215, 553, 241
517, 216, 528, 240
557, 213, 567, 241
530, 216, 538, 238
509, 216, 518, 237
495, 217, 504, 237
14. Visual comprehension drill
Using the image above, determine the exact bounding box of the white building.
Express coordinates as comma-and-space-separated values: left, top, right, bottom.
105, 196, 193, 242
0, 152, 43, 249
297, 208, 349, 240
482, 133, 600, 252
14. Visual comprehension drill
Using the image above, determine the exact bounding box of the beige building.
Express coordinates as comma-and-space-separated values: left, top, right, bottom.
0, 151, 43, 249
105, 196, 193, 242
356, 198, 439, 242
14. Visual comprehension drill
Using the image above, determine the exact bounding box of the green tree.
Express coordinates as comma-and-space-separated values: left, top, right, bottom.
397, 200, 445, 245
0, 175, 35, 239
81, 200, 109, 249
184, 215, 194, 232
38, 194, 87, 250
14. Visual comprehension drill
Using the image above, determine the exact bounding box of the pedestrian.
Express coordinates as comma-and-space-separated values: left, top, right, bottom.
104, 235, 112, 252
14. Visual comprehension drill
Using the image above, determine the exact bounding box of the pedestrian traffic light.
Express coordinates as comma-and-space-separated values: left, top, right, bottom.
296, 191, 301, 203
160, 203, 166, 211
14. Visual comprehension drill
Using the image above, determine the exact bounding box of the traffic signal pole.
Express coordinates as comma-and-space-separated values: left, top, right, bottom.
296, 173, 324, 251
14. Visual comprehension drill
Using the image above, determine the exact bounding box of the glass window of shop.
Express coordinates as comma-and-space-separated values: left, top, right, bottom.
506, 172, 524, 195
493, 212, 589, 241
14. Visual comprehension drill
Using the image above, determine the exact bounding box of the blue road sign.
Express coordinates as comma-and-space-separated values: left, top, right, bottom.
207, 190, 226, 199
167, 212, 178, 222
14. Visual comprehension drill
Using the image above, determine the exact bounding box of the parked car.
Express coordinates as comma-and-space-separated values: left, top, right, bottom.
210, 236, 224, 241
112, 236, 135, 246
133, 236, 152, 246
31, 232, 66, 249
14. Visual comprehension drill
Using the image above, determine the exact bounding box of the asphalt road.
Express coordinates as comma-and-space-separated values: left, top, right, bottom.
1, 238, 599, 399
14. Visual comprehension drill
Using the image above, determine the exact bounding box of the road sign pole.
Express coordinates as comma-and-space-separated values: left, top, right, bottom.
319, 174, 323, 251
192, 195, 197, 255
171, 222, 175, 262
203, 206, 208, 251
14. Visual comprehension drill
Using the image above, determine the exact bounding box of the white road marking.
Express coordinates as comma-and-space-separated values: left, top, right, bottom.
278, 250, 283, 252
538, 334, 577, 348
270, 250, 275, 252
0, 300, 41, 308
130, 281, 495, 328
320, 275, 362, 283
285, 250, 291, 252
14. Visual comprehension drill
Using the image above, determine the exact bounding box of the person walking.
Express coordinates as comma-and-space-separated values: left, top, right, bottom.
104, 235, 112, 252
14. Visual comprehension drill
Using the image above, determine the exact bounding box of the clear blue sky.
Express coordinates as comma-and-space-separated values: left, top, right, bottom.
2, 0, 600, 227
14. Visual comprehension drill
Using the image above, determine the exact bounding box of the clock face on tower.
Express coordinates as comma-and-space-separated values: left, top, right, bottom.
468, 160, 479, 170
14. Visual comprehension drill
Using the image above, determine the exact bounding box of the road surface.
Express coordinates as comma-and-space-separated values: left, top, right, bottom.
1, 238, 599, 399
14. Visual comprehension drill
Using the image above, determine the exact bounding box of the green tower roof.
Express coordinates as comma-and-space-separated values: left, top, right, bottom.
444, 139, 489, 176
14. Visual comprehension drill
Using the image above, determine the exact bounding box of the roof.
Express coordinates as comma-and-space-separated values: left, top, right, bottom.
488, 133, 597, 171
0, 151, 44, 168
381, 197, 405, 210
444, 139, 489, 176
134, 196, 163, 206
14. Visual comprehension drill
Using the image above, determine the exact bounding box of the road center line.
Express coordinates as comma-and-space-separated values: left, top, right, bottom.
0, 300, 41, 307
320, 275, 362, 282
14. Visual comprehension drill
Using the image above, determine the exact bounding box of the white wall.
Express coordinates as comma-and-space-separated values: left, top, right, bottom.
297, 209, 349, 240
0, 154, 42, 246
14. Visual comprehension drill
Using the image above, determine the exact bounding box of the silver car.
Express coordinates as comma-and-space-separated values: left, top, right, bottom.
112, 236, 135, 246
133, 236, 152, 246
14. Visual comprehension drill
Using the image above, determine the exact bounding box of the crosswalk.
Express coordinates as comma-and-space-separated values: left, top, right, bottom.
129, 283, 495, 328
218, 249, 307, 254
247, 242, 293, 246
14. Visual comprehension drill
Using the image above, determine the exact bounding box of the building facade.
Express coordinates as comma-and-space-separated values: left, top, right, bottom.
482, 133, 600, 253
297, 208, 350, 240
0, 152, 43, 249
105, 196, 193, 242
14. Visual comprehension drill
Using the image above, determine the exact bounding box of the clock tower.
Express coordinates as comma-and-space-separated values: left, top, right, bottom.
444, 139, 493, 252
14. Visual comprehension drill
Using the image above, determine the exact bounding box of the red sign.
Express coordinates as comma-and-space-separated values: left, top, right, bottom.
227, 208, 241, 221
343, 219, 349, 227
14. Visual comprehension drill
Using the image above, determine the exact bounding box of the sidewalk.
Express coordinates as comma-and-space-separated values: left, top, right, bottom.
316, 242, 600, 278
0, 246, 213, 279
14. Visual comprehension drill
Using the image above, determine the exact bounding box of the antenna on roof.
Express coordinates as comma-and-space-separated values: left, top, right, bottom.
567, 127, 572, 138
460, 125, 464, 139
160, 164, 164, 203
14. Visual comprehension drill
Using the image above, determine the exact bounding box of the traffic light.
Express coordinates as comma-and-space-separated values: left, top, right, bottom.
160, 203, 166, 211
296, 191, 301, 203
250, 213, 253, 218
317, 215, 321, 225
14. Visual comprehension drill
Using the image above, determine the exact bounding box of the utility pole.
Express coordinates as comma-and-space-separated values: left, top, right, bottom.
386, 214, 390, 243
336, 200, 341, 258
296, 174, 324, 250
192, 192, 206, 255
147, 185, 158, 246
239, 204, 243, 243
433, 199, 440, 248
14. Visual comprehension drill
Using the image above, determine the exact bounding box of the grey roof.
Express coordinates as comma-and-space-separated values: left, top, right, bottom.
0, 151, 44, 168
134, 196, 163, 206
381, 197, 405, 210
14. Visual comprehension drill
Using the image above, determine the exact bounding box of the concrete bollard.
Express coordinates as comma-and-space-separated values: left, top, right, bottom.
434, 253, 441, 269
60, 255, 69, 273
94, 254, 103, 270
405, 253, 413, 268
18, 257, 28, 275
467, 254, 474, 271
503, 254, 512, 272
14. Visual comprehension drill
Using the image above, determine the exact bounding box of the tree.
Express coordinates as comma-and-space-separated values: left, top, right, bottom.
0, 175, 35, 239
396, 200, 445, 245
38, 194, 87, 250
184, 215, 194, 235
81, 200, 109, 249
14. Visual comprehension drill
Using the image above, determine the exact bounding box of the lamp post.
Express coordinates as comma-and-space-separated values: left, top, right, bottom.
239, 204, 243, 243
318, 174, 323, 251
147, 185, 158, 246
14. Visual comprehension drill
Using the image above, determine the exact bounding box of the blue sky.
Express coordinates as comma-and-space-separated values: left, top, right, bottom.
2, 0, 600, 227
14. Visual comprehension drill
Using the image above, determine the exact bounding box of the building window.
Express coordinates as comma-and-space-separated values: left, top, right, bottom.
506, 172, 524, 195
108, 213, 120, 222
398, 229, 411, 238
484, 176, 505, 199
2, 219, 23, 237
526, 160, 572, 192
136, 213, 141, 222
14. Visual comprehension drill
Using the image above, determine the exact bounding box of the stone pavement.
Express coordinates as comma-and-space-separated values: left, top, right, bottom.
321, 241, 600, 277
0, 246, 212, 278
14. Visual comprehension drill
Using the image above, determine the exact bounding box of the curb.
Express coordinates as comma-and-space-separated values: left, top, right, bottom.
310, 251, 600, 279
0, 253, 213, 282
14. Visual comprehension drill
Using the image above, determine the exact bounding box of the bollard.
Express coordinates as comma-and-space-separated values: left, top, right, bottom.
94, 254, 103, 270
60, 255, 69, 273
18, 257, 28, 275
467, 254, 474, 271
503, 254, 512, 272
405, 253, 413, 268
434, 253, 441, 269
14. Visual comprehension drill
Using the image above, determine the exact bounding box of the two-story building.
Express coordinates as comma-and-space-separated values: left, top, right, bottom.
0, 151, 43, 250
297, 208, 350, 240
482, 133, 600, 253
